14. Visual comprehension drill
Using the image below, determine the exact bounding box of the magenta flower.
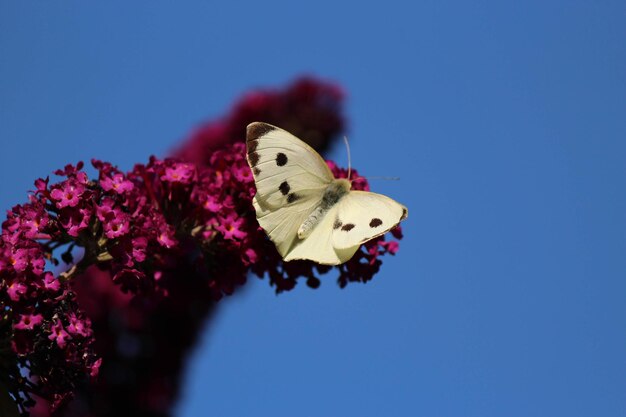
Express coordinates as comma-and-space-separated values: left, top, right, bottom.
132, 236, 148, 263
23, 247, 46, 275
42, 272, 61, 292
103, 212, 131, 239
243, 247, 258, 265
217, 214, 247, 241
13, 314, 44, 330
380, 240, 400, 255
54, 162, 86, 177
109, 236, 148, 267
90, 358, 103, 378
50, 179, 86, 208
9, 248, 29, 272
233, 163, 254, 183
6, 280, 27, 301
67, 313, 92, 337
162, 163, 195, 184
200, 192, 222, 212
35, 177, 49, 191
48, 320, 71, 349
58, 206, 92, 237
101, 172, 134, 194
157, 228, 177, 248
16, 204, 49, 238
95, 197, 116, 222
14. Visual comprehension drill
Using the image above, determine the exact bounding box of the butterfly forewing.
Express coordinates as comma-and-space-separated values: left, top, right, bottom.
247, 122, 334, 257
247, 122, 333, 208
332, 191, 408, 250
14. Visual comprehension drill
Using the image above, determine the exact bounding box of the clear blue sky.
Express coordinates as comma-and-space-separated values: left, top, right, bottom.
2, 1, 625, 416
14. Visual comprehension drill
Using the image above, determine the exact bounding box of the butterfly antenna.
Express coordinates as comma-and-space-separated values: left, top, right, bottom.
343, 135, 352, 181
362, 176, 401, 181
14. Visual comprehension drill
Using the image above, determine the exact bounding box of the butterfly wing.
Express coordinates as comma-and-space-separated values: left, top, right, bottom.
282, 203, 361, 265
246, 122, 335, 258
332, 191, 408, 250
246, 122, 334, 209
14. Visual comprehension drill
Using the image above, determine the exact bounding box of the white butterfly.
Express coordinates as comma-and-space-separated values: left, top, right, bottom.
246, 122, 408, 265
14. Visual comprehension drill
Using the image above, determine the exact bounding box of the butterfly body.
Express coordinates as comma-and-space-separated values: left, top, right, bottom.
298, 179, 351, 239
246, 122, 407, 265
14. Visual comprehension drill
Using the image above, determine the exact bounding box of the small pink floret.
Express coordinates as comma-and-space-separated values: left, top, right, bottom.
7, 281, 27, 301
101, 173, 134, 194
14, 314, 44, 330
48, 320, 71, 349
162, 164, 195, 184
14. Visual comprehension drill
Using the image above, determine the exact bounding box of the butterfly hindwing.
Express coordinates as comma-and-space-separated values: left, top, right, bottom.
332, 191, 408, 250
283, 203, 361, 265
252, 191, 322, 258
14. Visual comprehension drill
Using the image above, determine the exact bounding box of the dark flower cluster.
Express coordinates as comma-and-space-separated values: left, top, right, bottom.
175, 77, 345, 162
2, 78, 403, 417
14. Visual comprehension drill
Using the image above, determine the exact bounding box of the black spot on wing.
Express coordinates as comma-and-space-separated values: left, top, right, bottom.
247, 123, 275, 142
287, 193, 300, 204
369, 218, 383, 228
253, 167, 261, 176
341, 223, 355, 232
248, 152, 260, 167
279, 181, 290, 195
333, 219, 342, 229
276, 152, 288, 166
401, 207, 408, 220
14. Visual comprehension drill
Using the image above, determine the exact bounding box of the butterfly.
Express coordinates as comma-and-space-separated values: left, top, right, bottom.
246, 122, 408, 265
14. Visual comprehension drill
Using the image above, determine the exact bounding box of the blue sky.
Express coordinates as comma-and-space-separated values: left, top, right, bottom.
1, 1, 625, 416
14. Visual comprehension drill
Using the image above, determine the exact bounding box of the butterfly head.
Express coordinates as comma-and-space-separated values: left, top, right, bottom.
322, 179, 351, 209
334, 178, 352, 192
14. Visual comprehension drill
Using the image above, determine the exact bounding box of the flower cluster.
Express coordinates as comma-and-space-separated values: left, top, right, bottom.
175, 77, 345, 162
2, 150, 402, 416
1, 164, 101, 414
3, 78, 403, 417
30, 77, 352, 417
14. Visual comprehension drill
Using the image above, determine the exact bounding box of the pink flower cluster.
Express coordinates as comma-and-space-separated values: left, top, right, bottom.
1, 164, 100, 414
1, 150, 402, 416
30, 77, 351, 417
2, 78, 403, 417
